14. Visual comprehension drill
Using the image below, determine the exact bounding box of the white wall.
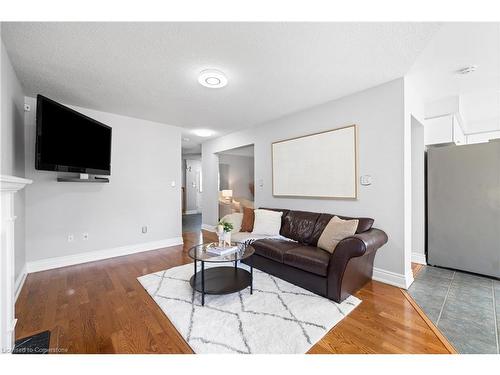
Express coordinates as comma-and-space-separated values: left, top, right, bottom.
411, 117, 425, 264
424, 116, 454, 145
203, 79, 410, 282
218, 153, 254, 201
452, 115, 466, 145
1, 40, 26, 282
181, 159, 186, 189
424, 114, 469, 146
403, 74, 429, 280
467, 130, 500, 144
24, 96, 183, 265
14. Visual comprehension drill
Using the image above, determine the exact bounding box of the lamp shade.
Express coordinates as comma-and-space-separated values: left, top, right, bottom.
221, 189, 233, 198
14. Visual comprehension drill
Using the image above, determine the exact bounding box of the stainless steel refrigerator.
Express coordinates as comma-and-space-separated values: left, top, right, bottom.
427, 141, 500, 278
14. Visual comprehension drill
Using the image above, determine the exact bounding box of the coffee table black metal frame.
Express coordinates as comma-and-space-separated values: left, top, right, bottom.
188, 242, 254, 306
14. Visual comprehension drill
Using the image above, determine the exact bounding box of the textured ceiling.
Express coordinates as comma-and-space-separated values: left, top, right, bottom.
408, 23, 500, 133
2, 22, 441, 147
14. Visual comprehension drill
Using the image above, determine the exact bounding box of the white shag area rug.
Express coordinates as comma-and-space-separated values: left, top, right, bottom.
138, 263, 361, 354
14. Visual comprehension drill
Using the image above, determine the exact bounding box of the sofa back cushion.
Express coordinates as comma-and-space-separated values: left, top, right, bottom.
259, 207, 374, 245
341, 215, 373, 233
281, 210, 321, 244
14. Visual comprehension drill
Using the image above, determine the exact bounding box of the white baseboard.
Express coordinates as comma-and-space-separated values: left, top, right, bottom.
411, 251, 427, 265
14, 264, 28, 301
372, 267, 414, 289
26, 237, 184, 273
201, 223, 215, 232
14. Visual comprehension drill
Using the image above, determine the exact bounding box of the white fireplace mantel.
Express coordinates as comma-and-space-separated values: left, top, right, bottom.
1, 174, 32, 354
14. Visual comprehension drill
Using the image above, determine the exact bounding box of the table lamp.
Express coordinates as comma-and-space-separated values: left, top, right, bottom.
221, 189, 233, 202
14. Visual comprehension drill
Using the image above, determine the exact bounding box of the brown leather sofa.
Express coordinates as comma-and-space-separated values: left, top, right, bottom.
242, 208, 388, 302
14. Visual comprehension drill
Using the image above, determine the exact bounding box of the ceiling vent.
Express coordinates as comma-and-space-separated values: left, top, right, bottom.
457, 65, 478, 75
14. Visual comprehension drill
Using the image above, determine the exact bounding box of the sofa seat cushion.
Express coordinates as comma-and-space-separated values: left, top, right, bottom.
283, 246, 331, 276
252, 239, 302, 263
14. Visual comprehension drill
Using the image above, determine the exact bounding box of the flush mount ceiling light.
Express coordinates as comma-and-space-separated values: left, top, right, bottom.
198, 69, 228, 88
192, 129, 215, 137
457, 65, 478, 75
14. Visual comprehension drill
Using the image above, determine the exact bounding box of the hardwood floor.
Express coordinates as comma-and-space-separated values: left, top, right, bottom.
15, 231, 452, 354
412, 262, 425, 277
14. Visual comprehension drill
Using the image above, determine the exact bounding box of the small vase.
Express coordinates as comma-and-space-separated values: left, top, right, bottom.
216, 225, 224, 246
223, 231, 231, 246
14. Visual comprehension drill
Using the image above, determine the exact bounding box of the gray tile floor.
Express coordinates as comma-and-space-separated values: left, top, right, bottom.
408, 266, 500, 354
182, 213, 202, 233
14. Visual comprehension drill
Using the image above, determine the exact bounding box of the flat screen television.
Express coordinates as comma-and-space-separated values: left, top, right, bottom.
35, 95, 112, 175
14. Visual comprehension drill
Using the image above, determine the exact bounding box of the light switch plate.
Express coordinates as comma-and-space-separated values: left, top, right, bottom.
360, 175, 372, 186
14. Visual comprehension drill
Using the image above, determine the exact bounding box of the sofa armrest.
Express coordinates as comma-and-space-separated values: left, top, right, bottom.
338, 228, 388, 258
327, 228, 388, 301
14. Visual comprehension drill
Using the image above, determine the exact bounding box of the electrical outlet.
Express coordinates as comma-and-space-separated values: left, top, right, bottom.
67, 234, 74, 242
82, 233, 89, 240
142, 226, 148, 234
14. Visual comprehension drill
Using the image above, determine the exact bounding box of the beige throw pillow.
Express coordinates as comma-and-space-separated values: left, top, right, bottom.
317, 216, 359, 254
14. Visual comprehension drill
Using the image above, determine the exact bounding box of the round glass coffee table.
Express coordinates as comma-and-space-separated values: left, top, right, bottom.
188, 242, 254, 306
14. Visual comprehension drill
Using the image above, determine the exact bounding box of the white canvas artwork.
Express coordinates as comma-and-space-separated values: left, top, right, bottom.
272, 125, 357, 198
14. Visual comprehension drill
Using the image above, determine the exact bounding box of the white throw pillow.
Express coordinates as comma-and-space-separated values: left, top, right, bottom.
252, 209, 283, 236
220, 213, 243, 233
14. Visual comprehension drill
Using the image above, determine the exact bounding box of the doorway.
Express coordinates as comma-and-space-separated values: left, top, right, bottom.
182, 154, 202, 233
216, 145, 255, 220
